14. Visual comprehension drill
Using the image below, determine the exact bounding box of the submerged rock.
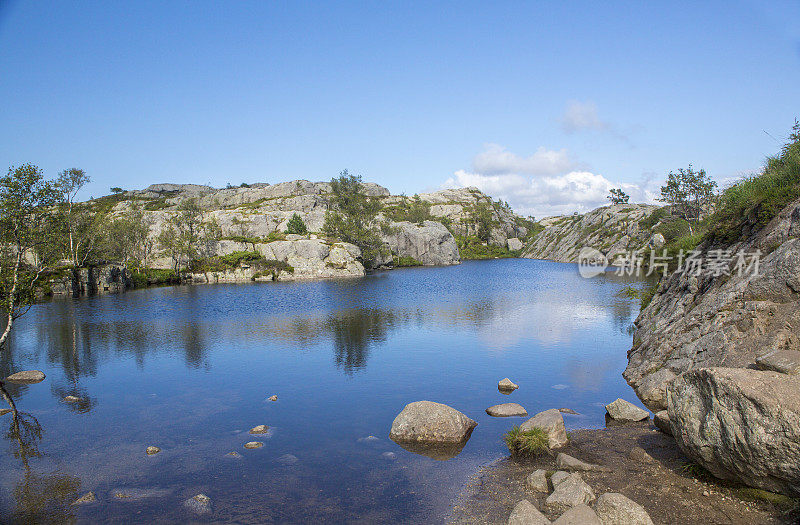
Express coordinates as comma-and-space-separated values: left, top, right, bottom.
668, 367, 800, 496
63, 395, 83, 403
593, 493, 654, 525
243, 441, 263, 449
486, 403, 528, 417
605, 399, 649, 422
267, 395, 278, 402
498, 378, 519, 392
145, 446, 161, 455
507, 499, 550, 525
112, 487, 172, 501
225, 451, 242, 459
391, 439, 470, 461
558, 408, 579, 415
5, 370, 45, 384
72, 492, 96, 505
249, 424, 270, 434
277, 454, 298, 465
184, 493, 212, 515
545, 472, 596, 512
381, 452, 397, 460
389, 400, 476, 444
520, 409, 568, 449
357, 435, 380, 443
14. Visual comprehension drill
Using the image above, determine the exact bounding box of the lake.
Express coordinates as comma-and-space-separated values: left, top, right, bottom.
0, 259, 647, 524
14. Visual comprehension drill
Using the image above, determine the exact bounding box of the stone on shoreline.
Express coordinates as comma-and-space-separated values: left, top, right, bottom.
486, 403, 528, 417
556, 453, 610, 472
605, 399, 649, 422
546, 472, 596, 513
507, 499, 550, 525
653, 410, 671, 435
389, 400, 476, 444
521, 409, 568, 449
145, 446, 161, 455
551, 471, 569, 487
5, 370, 46, 384
526, 469, 549, 493
628, 447, 656, 464
498, 378, 519, 392
553, 504, 601, 524
593, 493, 654, 525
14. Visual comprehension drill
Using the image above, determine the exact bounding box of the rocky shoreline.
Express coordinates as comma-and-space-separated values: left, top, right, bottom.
448, 420, 799, 524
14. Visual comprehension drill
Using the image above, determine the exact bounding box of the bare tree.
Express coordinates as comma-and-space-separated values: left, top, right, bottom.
56, 168, 90, 266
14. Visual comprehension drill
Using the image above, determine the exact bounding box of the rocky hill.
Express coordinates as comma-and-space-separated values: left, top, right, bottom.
522, 203, 662, 263
97, 181, 530, 281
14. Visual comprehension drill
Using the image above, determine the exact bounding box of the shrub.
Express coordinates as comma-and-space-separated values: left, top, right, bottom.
384, 195, 433, 224
285, 213, 308, 235
503, 426, 550, 457
456, 235, 515, 260
392, 256, 422, 267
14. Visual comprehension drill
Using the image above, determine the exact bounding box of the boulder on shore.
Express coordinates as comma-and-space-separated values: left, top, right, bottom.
520, 409, 568, 449
653, 410, 671, 435
507, 499, 550, 525
486, 403, 528, 417
553, 504, 601, 524
605, 398, 649, 422
545, 472, 596, 512
593, 492, 654, 525
389, 400, 476, 444
668, 367, 800, 496
556, 453, 610, 472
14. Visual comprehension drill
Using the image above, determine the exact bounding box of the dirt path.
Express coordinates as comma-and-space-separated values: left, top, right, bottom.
447, 420, 799, 524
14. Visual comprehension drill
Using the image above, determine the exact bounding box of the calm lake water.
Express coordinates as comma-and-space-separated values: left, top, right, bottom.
0, 259, 647, 524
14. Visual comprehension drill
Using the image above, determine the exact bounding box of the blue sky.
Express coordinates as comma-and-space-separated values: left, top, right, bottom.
1, 1, 798, 217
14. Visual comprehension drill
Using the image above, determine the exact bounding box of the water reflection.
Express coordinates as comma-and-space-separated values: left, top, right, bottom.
1, 383, 82, 524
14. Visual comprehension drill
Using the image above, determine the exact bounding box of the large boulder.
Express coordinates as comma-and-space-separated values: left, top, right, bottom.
521, 409, 568, 449
668, 367, 800, 495
389, 401, 476, 444
553, 505, 601, 525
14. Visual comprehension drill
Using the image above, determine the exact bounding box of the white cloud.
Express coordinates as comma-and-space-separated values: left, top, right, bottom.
472, 143, 574, 175
444, 143, 660, 218
561, 100, 607, 134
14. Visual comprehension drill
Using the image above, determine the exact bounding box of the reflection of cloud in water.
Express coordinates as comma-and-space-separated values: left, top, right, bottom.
566, 358, 615, 393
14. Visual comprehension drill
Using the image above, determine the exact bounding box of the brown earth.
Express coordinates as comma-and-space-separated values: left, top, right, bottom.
447, 420, 800, 524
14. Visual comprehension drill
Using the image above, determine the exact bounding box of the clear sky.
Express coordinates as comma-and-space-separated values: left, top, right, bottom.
1, 1, 798, 217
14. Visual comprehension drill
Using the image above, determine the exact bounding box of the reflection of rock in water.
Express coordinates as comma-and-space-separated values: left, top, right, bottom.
390, 433, 474, 461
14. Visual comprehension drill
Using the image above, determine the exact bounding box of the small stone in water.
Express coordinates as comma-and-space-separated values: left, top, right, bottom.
249, 424, 270, 434
267, 395, 278, 401
72, 492, 96, 505
244, 441, 263, 449
5, 370, 46, 384
225, 451, 242, 459
382, 452, 397, 460
64, 395, 82, 403
184, 493, 212, 515
357, 435, 380, 443
146, 446, 161, 455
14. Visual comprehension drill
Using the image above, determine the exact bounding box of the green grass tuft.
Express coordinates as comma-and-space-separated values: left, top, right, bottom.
503, 426, 550, 457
